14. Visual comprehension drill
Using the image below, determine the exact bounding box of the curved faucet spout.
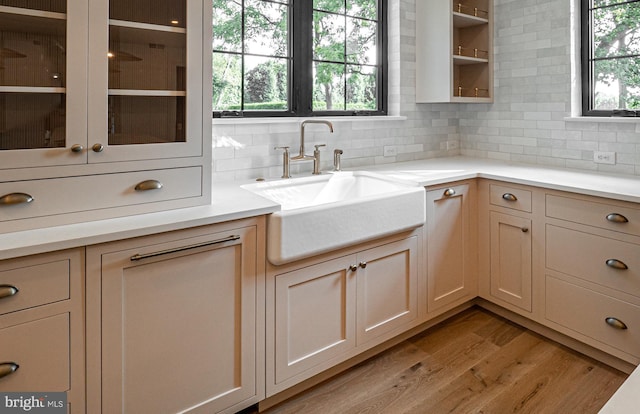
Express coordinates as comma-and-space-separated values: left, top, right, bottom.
294, 119, 334, 160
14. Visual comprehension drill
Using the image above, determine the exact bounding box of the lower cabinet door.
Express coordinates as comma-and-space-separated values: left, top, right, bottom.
356, 237, 418, 345
489, 211, 532, 311
427, 184, 476, 312
273, 256, 357, 385
93, 226, 258, 414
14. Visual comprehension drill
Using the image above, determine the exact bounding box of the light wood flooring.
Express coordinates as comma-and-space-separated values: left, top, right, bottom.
257, 306, 628, 414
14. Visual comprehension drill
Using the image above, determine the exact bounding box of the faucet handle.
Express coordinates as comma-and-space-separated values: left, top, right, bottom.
333, 148, 343, 172
274, 147, 291, 179
314, 144, 326, 151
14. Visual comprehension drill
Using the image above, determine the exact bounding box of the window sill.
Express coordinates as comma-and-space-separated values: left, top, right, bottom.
212, 115, 407, 125
564, 116, 640, 123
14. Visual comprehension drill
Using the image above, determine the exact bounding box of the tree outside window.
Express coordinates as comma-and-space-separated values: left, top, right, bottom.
582, 0, 640, 116
212, 0, 386, 117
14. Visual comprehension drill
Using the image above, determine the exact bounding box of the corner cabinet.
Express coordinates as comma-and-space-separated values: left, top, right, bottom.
416, 0, 493, 103
0, 0, 211, 233
86, 218, 265, 414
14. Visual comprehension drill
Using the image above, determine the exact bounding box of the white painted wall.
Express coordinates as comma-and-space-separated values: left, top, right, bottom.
211, 0, 640, 181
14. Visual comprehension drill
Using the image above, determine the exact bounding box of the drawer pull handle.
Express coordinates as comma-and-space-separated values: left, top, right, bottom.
0, 362, 19, 379
0, 285, 19, 299
130, 235, 241, 261
502, 193, 518, 202
606, 259, 628, 270
134, 180, 163, 192
443, 188, 456, 197
606, 213, 629, 224
0, 193, 34, 206
605, 317, 628, 330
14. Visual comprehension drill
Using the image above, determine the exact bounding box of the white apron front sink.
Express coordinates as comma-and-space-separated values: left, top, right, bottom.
242, 171, 426, 265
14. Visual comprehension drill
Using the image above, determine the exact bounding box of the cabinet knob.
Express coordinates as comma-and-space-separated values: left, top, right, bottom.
443, 188, 456, 197
0, 285, 19, 299
606, 213, 629, 223
605, 317, 628, 330
0, 193, 34, 206
92, 143, 104, 153
349, 264, 358, 272
605, 259, 628, 270
134, 180, 163, 192
0, 362, 19, 379
70, 144, 84, 153
359, 261, 367, 269
521, 227, 529, 233
502, 193, 518, 202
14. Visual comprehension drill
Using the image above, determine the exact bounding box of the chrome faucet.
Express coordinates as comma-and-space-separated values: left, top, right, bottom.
290, 120, 334, 173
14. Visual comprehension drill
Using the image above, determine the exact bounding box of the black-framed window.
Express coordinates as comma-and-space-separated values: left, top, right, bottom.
582, 0, 640, 117
212, 0, 387, 118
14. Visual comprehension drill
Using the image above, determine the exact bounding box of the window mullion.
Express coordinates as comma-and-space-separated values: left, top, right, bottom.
293, 1, 313, 116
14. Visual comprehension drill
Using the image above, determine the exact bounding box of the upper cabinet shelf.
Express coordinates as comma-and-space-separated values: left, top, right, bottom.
416, 0, 493, 103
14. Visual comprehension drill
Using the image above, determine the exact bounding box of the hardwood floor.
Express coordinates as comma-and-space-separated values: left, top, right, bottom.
259, 307, 627, 414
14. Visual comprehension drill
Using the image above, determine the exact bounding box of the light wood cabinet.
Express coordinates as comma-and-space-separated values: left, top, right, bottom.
267, 234, 419, 396
426, 182, 477, 314
86, 218, 265, 414
0, 0, 211, 233
489, 211, 532, 312
479, 181, 537, 315
0, 248, 85, 413
544, 192, 640, 364
416, 0, 493, 103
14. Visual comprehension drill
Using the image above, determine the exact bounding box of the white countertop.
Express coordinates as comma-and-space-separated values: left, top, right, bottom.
3, 156, 640, 262
0, 181, 280, 261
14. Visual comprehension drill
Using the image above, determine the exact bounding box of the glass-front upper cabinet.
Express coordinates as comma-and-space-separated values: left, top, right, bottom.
87, 0, 204, 163
0, 0, 88, 169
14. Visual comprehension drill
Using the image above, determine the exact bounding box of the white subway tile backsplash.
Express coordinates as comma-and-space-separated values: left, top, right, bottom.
211, 0, 640, 182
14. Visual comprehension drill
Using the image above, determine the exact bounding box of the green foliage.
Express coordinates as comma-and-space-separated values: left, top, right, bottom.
591, 2, 640, 110
212, 0, 380, 112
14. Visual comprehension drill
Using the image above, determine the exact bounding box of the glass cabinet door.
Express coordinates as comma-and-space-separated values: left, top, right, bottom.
88, 0, 203, 163
0, 0, 88, 169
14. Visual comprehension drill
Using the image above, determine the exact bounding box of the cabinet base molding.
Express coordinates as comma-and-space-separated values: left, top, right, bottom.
475, 299, 636, 374
259, 302, 474, 412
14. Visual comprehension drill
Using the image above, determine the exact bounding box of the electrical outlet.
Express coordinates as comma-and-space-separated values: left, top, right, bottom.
594, 151, 616, 165
383, 145, 397, 157
446, 140, 460, 150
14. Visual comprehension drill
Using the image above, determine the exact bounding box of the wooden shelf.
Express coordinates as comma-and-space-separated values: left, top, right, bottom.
108, 89, 186, 97
109, 19, 186, 34
0, 86, 65, 94
0, 5, 65, 20
453, 55, 489, 65
453, 12, 488, 28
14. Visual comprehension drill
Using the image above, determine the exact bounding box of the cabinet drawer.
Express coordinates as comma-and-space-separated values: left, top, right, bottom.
0, 259, 70, 316
0, 313, 70, 391
546, 194, 640, 237
546, 225, 640, 297
546, 276, 640, 358
0, 167, 202, 222
490, 184, 532, 212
